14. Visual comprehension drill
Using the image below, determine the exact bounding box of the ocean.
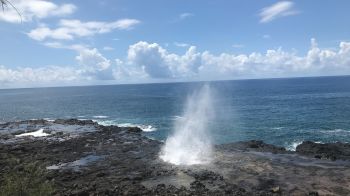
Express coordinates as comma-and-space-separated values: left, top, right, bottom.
1, 76, 350, 150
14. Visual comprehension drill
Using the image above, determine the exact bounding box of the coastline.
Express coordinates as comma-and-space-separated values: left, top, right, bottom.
1, 119, 350, 195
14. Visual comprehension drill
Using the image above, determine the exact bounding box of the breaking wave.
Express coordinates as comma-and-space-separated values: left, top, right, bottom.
94, 119, 157, 132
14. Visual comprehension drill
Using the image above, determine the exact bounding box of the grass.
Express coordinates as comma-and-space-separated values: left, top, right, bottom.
0, 158, 55, 196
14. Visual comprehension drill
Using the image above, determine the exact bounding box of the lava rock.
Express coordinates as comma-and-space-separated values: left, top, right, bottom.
296, 141, 350, 161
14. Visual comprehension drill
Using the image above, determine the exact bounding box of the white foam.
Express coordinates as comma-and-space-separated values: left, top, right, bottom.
16, 128, 50, 137
94, 120, 157, 132
286, 141, 303, 151
43, 118, 54, 122
93, 115, 109, 119
320, 129, 349, 134
118, 123, 157, 132
271, 127, 284, 130
161, 85, 214, 165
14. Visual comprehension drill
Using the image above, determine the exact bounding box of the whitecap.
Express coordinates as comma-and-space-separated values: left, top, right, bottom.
320, 129, 349, 134
286, 140, 324, 151
271, 127, 284, 130
93, 120, 117, 126
16, 128, 50, 137
118, 123, 157, 132
93, 115, 109, 119
94, 120, 157, 132
172, 115, 184, 120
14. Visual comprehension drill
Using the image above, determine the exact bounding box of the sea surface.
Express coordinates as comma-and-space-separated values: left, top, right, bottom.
1, 76, 350, 150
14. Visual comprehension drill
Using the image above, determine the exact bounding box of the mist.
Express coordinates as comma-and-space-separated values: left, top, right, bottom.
160, 84, 215, 165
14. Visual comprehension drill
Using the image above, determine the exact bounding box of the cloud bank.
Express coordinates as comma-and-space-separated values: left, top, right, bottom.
1, 39, 350, 87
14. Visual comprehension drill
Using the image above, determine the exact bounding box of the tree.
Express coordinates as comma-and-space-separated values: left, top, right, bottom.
1, 0, 22, 22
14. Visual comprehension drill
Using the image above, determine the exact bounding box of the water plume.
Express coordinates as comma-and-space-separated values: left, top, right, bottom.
160, 84, 214, 165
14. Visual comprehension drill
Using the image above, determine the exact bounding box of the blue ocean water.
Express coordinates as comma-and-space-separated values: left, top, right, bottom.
1, 76, 350, 150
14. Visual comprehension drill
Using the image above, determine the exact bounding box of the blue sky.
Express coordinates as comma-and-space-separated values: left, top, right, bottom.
1, 0, 350, 88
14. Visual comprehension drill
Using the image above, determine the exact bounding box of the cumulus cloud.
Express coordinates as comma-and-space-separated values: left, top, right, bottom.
2, 39, 350, 88
259, 1, 298, 23
127, 41, 202, 78
0, 45, 116, 86
123, 39, 350, 79
75, 47, 115, 80
0, 65, 80, 83
0, 0, 76, 23
28, 18, 140, 41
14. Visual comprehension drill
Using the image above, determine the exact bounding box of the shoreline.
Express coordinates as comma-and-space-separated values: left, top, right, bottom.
1, 119, 350, 195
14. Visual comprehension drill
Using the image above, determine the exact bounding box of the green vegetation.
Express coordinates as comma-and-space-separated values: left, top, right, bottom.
0, 159, 55, 196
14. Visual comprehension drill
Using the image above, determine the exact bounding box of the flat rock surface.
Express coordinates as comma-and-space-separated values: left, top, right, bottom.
1, 119, 350, 195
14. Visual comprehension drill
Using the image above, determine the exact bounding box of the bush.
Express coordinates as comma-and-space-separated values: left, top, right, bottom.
0, 161, 55, 196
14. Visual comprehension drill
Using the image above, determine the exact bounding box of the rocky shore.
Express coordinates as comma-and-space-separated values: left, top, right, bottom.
1, 119, 350, 195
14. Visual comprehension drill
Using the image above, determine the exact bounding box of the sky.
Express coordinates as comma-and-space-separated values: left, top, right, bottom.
0, 0, 350, 88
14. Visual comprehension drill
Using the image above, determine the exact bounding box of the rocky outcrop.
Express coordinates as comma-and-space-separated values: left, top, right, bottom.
217, 140, 287, 154
296, 141, 350, 161
53, 118, 98, 126
1, 119, 350, 195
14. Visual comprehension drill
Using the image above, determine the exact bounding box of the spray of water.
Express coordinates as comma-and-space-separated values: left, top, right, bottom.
160, 84, 215, 165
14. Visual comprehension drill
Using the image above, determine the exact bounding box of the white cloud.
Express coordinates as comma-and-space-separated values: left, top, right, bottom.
0, 0, 76, 23
28, 18, 140, 41
103, 46, 114, 51
0, 65, 80, 83
171, 12, 194, 22
263, 34, 271, 39
259, 1, 298, 23
174, 42, 190, 47
0, 44, 116, 86
123, 39, 350, 79
127, 41, 202, 78
75, 47, 116, 80
2, 39, 350, 87
179, 13, 194, 20
232, 44, 245, 48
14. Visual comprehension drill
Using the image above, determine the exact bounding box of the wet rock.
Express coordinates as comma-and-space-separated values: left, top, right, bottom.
296, 141, 350, 161
218, 140, 287, 154
308, 191, 319, 196
53, 119, 97, 126
126, 127, 143, 133
1, 119, 350, 195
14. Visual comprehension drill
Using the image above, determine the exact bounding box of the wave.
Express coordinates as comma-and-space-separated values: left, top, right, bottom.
172, 115, 184, 120
320, 129, 349, 134
271, 127, 284, 130
285, 141, 303, 151
92, 115, 109, 119
94, 120, 157, 132
285, 140, 323, 151
118, 123, 157, 132
43, 118, 54, 122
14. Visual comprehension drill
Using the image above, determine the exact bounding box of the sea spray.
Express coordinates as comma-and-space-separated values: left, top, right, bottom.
160, 84, 214, 165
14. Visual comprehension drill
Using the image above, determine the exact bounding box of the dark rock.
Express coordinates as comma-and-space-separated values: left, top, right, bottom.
126, 127, 143, 133
309, 191, 319, 196
53, 119, 97, 126
1, 119, 350, 195
296, 141, 350, 161
218, 140, 287, 154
